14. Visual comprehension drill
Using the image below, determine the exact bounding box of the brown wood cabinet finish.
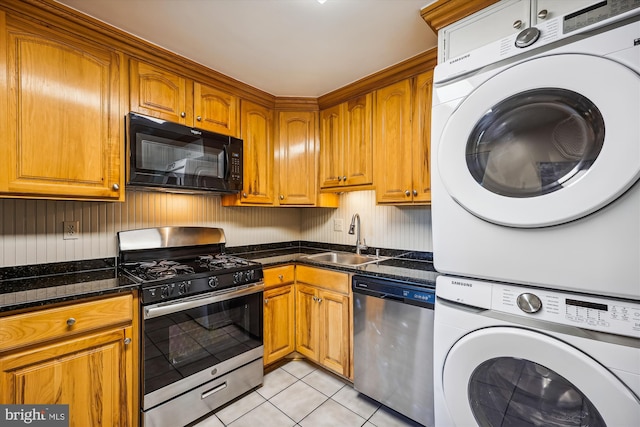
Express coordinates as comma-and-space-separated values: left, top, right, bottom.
320, 94, 373, 191
263, 265, 296, 366
0, 12, 124, 201
374, 71, 433, 205
0, 293, 138, 427
295, 266, 350, 378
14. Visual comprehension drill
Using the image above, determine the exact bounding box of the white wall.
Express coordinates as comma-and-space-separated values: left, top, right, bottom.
301, 191, 432, 252
0, 190, 432, 267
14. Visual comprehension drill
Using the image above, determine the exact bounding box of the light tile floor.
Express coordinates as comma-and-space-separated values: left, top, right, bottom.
191, 359, 424, 427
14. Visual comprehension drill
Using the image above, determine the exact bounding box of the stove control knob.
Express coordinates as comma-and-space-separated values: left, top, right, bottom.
160, 286, 171, 299
233, 272, 242, 283
178, 281, 190, 295
247, 270, 254, 280
208, 276, 219, 288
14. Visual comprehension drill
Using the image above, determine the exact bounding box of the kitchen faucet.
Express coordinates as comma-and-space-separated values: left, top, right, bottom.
348, 213, 368, 255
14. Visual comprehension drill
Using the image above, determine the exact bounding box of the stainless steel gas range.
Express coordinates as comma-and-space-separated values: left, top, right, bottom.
117, 227, 264, 427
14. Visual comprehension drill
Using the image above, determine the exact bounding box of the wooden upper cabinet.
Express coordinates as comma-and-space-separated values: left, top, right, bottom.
374, 71, 433, 205
0, 13, 124, 201
130, 59, 192, 125
277, 111, 317, 205
130, 60, 239, 136
194, 82, 238, 135
222, 100, 274, 206
320, 95, 373, 191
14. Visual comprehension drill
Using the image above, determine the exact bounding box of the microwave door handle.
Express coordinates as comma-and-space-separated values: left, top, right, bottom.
224, 145, 231, 182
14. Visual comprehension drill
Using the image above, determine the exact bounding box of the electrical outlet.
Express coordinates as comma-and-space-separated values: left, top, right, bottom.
63, 221, 80, 240
333, 219, 344, 232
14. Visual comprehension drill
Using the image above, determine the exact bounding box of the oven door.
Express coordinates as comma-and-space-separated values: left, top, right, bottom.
142, 283, 264, 411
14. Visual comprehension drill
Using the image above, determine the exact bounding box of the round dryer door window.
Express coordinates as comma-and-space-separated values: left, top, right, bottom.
442, 327, 640, 426
438, 54, 640, 227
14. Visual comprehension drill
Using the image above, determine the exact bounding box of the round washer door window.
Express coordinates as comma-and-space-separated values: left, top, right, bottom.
442, 327, 640, 426
437, 54, 640, 227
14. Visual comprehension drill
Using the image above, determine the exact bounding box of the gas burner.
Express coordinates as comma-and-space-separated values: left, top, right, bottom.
197, 254, 250, 270
135, 260, 195, 280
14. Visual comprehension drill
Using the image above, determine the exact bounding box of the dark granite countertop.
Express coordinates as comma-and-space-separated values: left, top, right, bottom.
0, 259, 138, 313
0, 242, 437, 314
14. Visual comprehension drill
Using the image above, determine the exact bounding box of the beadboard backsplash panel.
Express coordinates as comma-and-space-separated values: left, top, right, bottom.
0, 190, 301, 267
301, 191, 432, 252
0, 190, 432, 267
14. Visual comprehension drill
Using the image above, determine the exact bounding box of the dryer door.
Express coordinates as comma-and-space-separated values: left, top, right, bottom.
442, 327, 640, 426
438, 54, 640, 227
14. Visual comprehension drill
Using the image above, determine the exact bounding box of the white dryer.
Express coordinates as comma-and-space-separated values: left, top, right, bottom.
431, 2, 640, 299
434, 275, 640, 427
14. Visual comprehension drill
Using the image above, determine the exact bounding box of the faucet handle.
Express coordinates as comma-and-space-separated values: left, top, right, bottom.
361, 238, 368, 250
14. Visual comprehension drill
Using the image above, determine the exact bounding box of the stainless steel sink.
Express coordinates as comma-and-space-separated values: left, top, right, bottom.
302, 251, 388, 267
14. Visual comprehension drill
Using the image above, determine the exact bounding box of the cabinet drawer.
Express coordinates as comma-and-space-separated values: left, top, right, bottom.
296, 265, 349, 294
0, 294, 133, 352
264, 265, 295, 289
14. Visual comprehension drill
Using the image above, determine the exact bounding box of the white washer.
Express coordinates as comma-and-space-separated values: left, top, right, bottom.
431, 2, 640, 300
434, 275, 640, 427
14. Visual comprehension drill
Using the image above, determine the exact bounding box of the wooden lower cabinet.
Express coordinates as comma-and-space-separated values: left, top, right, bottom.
295, 266, 351, 378
263, 266, 296, 366
0, 293, 138, 427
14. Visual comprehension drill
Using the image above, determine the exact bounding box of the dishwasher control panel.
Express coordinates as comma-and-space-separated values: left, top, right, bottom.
353, 275, 435, 307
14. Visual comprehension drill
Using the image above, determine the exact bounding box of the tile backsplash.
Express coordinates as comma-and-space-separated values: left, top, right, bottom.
0, 190, 432, 267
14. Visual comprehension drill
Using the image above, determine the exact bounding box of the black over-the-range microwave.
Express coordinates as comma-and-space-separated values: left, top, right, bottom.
125, 112, 243, 193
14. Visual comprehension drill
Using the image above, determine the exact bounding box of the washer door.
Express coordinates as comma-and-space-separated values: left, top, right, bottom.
442, 327, 640, 426
438, 54, 640, 227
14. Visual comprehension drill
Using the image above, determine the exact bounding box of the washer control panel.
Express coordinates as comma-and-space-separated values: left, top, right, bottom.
493, 285, 640, 338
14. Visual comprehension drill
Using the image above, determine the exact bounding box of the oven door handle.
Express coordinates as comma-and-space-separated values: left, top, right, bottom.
144, 282, 264, 319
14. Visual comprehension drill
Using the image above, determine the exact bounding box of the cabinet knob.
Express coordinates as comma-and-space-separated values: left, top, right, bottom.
124, 338, 132, 345
112, 183, 120, 191
279, 195, 284, 200
180, 112, 186, 118
66, 317, 76, 326
317, 298, 322, 303
242, 192, 248, 198
264, 298, 269, 304
405, 190, 411, 197
537, 9, 548, 20
513, 19, 524, 29
342, 176, 347, 181
413, 190, 418, 197
337, 176, 342, 182
278, 274, 284, 281
197, 115, 202, 121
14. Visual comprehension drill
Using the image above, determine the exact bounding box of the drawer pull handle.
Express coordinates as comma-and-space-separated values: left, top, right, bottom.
202, 382, 227, 400
66, 318, 76, 326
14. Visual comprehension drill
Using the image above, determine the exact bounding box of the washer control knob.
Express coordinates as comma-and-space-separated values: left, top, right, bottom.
515, 27, 541, 48
517, 293, 542, 313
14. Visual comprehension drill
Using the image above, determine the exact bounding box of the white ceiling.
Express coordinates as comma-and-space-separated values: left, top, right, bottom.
55, 0, 438, 97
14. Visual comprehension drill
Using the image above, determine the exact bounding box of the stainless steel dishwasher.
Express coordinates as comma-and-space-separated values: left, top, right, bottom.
352, 275, 435, 427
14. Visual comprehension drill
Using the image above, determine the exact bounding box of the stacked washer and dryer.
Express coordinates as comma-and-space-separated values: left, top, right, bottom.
430, 1, 640, 426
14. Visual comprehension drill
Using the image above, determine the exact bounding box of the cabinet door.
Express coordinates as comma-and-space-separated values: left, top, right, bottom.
411, 71, 434, 204
0, 16, 124, 201
263, 284, 295, 366
374, 79, 414, 204
319, 104, 344, 189
130, 60, 192, 125
277, 111, 317, 205
295, 284, 319, 361
318, 290, 350, 378
0, 327, 132, 427
194, 82, 238, 136
344, 94, 373, 187
440, 0, 530, 61
242, 101, 274, 204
